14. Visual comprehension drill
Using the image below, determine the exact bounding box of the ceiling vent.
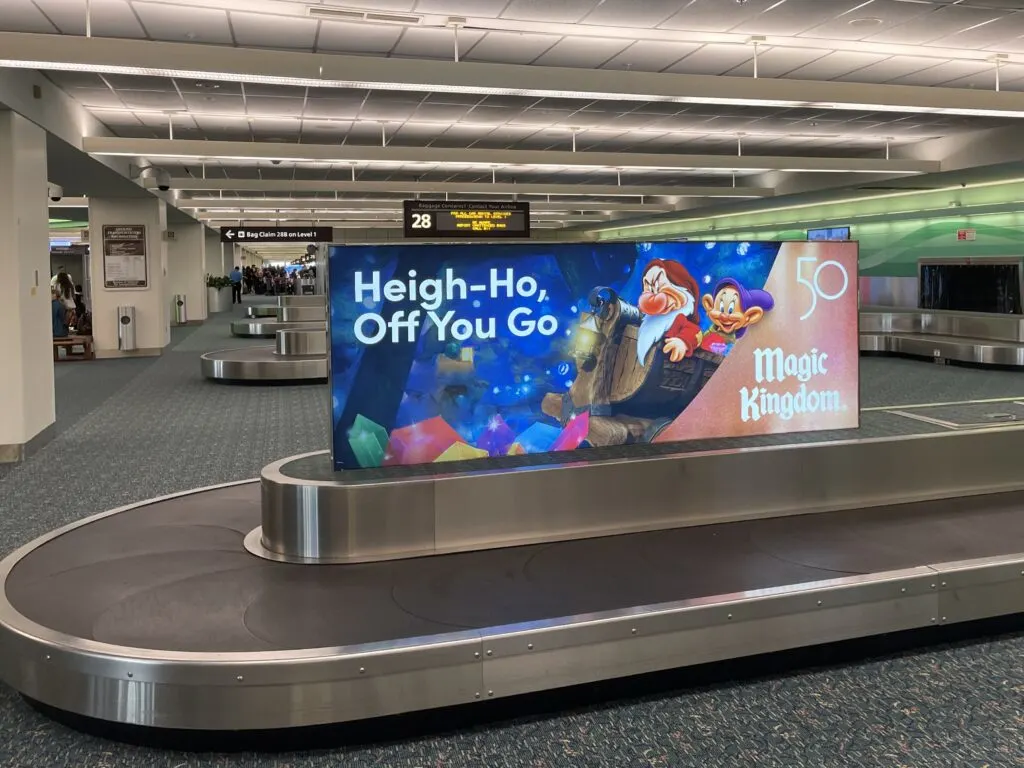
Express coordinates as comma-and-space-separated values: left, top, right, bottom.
306, 5, 423, 25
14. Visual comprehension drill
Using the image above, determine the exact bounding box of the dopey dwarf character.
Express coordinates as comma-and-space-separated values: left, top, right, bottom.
700, 278, 774, 355
636, 259, 702, 364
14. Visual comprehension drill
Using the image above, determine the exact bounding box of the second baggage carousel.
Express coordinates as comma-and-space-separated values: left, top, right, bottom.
200, 346, 327, 382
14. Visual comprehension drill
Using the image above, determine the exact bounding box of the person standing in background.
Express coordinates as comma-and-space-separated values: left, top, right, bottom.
230, 265, 243, 305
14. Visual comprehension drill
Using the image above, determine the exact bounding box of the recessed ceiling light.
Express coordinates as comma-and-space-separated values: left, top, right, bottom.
848, 17, 884, 28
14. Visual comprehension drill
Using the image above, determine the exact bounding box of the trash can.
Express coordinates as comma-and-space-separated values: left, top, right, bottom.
173, 294, 188, 325
117, 305, 136, 352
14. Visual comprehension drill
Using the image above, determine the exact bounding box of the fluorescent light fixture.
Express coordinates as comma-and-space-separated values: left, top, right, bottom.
6, 58, 1024, 119
85, 150, 928, 176
87, 107, 939, 143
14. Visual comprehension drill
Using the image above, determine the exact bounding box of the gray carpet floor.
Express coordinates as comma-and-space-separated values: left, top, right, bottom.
0, 303, 1022, 766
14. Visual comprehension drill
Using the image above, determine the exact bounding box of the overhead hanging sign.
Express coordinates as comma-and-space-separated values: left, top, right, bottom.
403, 200, 531, 239
102, 224, 148, 288
220, 226, 334, 243
327, 240, 860, 471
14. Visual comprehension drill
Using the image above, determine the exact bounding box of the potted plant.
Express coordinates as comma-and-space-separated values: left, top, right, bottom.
206, 274, 233, 314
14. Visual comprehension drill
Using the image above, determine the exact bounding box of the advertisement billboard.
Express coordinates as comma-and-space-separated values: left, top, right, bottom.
328, 240, 859, 471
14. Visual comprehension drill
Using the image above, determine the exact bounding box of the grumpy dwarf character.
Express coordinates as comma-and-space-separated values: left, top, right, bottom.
700, 278, 775, 355
636, 259, 702, 365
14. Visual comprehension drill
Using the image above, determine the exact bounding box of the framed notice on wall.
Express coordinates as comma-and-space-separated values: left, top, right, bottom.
102, 224, 148, 288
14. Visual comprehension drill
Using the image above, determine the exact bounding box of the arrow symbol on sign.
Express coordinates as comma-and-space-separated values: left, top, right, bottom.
225, 229, 236, 239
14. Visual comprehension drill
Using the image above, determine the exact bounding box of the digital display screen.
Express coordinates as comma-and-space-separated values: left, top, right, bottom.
328, 241, 860, 470
403, 201, 530, 238
808, 227, 851, 241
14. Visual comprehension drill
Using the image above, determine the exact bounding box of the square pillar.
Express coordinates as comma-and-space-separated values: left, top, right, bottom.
88, 197, 170, 356
167, 222, 207, 323
0, 111, 54, 460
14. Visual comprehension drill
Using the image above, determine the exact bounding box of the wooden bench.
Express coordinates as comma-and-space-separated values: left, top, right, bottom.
53, 335, 95, 362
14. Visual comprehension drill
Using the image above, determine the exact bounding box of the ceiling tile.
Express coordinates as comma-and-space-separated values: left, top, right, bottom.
303, 97, 368, 120
411, 103, 474, 122
413, 0, 508, 13
941, 63, 1024, 91
243, 95, 307, 116
118, 89, 186, 110
800, 0, 933, 41
929, 12, 1024, 49
176, 79, 244, 96
877, 60, 990, 87
732, 0, 867, 35
463, 104, 522, 122
68, 89, 126, 108
664, 44, 752, 76
228, 12, 318, 50
33, 0, 144, 37
501, 0, 597, 24
45, 71, 110, 89
831, 55, 939, 84
531, 37, 630, 68
0, 0, 56, 32
316, 20, 402, 54
723, 46, 827, 79
462, 31, 561, 64
866, 5, 1007, 45
391, 26, 485, 59
182, 93, 246, 113
659, 0, 777, 32
601, 41, 700, 73
581, 0, 684, 28
131, 1, 234, 44
783, 51, 886, 81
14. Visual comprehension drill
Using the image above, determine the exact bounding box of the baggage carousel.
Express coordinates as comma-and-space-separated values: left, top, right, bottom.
3, 426, 1024, 733
860, 308, 1024, 366
202, 328, 327, 383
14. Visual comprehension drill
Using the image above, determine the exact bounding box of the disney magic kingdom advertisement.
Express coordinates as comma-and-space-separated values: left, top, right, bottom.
328, 240, 859, 471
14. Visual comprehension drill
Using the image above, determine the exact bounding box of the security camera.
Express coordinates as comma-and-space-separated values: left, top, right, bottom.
132, 165, 172, 192
154, 168, 172, 192
48, 183, 64, 202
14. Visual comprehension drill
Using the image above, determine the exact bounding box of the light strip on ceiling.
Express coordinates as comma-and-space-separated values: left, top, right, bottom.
590, 176, 1024, 233
89, 107, 935, 144
6, 58, 1024, 119
86, 150, 928, 175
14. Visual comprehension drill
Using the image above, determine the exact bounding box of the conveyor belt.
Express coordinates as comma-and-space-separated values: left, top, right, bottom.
4, 479, 1024, 732
7, 483, 1024, 653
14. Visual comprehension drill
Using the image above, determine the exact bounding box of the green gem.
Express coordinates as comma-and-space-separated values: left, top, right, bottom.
347, 414, 388, 468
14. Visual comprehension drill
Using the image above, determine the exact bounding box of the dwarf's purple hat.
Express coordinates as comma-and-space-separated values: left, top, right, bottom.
713, 278, 774, 338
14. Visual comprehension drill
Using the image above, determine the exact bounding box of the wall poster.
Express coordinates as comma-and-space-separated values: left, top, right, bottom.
328, 240, 860, 471
102, 224, 148, 288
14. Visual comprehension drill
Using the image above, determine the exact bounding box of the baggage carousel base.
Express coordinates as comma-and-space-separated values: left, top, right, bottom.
2, 479, 1024, 734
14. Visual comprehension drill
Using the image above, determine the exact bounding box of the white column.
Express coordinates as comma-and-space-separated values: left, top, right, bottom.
167, 222, 207, 323
88, 197, 169, 356
203, 228, 223, 279
0, 111, 54, 460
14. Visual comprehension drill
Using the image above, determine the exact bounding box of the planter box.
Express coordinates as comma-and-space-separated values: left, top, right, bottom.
207, 287, 232, 314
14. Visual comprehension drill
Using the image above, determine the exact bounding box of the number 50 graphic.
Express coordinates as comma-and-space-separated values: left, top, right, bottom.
797, 256, 849, 321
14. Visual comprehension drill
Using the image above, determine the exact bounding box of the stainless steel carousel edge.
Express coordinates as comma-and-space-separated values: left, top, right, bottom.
259, 426, 1024, 563
5, 477, 1022, 730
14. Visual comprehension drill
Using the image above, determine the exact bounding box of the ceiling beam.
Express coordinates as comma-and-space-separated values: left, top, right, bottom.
179, 198, 674, 213
6, 32, 1024, 119
159, 179, 773, 197
84, 137, 938, 175
196, 211, 613, 222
